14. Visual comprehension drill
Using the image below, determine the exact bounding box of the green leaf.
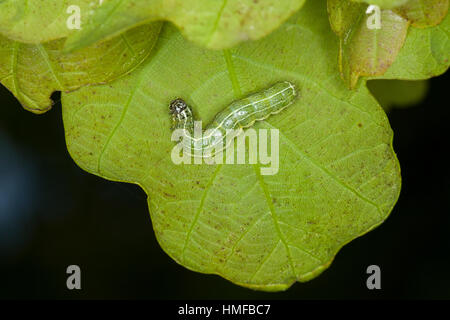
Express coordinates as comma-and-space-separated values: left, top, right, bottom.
351, 0, 411, 9
62, 1, 401, 290
394, 0, 449, 28
0, 23, 161, 114
328, 0, 366, 37
64, 0, 307, 51
328, 0, 410, 89
377, 10, 449, 79
0, 0, 95, 43
367, 79, 429, 111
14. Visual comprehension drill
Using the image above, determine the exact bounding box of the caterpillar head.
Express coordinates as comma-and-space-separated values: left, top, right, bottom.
169, 98, 193, 130
169, 98, 190, 119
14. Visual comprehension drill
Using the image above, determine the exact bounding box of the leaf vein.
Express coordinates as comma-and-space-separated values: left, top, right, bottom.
181, 165, 223, 263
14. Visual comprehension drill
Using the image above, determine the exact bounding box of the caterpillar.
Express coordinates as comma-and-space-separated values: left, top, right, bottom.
170, 81, 297, 157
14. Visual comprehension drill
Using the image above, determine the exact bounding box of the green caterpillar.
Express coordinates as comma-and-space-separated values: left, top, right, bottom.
170, 81, 297, 157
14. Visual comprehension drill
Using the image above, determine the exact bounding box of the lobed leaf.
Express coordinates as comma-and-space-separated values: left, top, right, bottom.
64, 0, 307, 51
328, 0, 410, 89
0, 23, 161, 113
394, 0, 449, 28
376, 9, 449, 79
62, 1, 401, 290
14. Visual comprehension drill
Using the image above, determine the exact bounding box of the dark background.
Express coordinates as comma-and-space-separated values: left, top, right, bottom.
0, 72, 448, 300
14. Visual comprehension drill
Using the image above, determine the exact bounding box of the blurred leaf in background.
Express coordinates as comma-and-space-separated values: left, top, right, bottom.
64, 0, 307, 51
368, 80, 429, 111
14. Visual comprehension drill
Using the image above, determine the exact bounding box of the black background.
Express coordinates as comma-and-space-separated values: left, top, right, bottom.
0, 72, 448, 300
